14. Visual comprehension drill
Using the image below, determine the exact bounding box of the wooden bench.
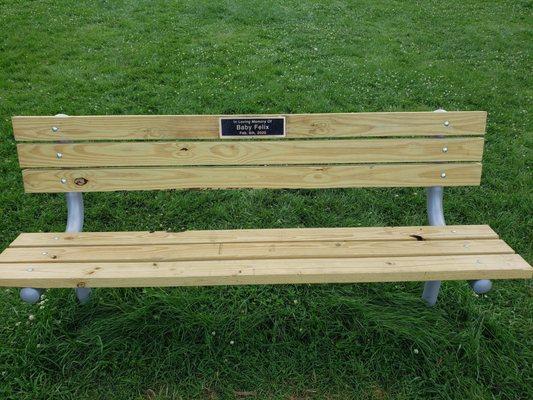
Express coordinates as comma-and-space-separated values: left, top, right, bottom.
1, 111, 531, 306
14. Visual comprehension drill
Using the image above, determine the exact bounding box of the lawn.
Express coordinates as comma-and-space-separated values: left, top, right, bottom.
0, 0, 532, 399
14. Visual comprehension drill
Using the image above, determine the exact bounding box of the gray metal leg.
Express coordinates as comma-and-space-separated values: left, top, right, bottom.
422, 184, 493, 304
20, 192, 91, 304
422, 281, 441, 307
75, 287, 92, 304
66, 192, 84, 232
422, 186, 446, 306
65, 192, 92, 303
470, 279, 492, 294
426, 186, 446, 227
20, 288, 43, 304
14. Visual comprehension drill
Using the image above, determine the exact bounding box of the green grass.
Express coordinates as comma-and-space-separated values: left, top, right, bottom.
0, 0, 532, 398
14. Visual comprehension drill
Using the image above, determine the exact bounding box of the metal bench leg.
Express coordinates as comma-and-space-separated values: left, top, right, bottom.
422, 281, 441, 307
66, 192, 92, 304
20, 287, 43, 304
21, 193, 91, 304
470, 279, 492, 294
422, 185, 493, 304
422, 186, 446, 306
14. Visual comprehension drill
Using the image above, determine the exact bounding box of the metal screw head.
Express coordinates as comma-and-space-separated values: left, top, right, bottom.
41, 252, 48, 255
56, 152, 63, 159
52, 126, 59, 132
443, 121, 450, 127
26, 268, 33, 272
442, 147, 448, 153
60, 178, 67, 184
440, 172, 447, 178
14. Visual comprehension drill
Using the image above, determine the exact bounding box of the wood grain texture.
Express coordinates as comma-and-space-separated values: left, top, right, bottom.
0, 240, 513, 263
21, 163, 482, 193
17, 138, 485, 167
9, 225, 499, 247
0, 255, 529, 288
3, 225, 529, 288
12, 112, 487, 141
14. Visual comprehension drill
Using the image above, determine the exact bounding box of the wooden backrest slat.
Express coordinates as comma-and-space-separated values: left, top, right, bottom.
17, 138, 484, 168
13, 112, 487, 141
12, 112, 487, 193
22, 163, 482, 193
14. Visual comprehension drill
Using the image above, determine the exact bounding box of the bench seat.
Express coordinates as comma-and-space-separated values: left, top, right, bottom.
1, 225, 530, 288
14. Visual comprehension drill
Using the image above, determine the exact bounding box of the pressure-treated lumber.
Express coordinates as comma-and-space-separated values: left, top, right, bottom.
0, 239, 513, 263
22, 163, 482, 193
9, 225, 500, 247
0, 255, 529, 288
2, 225, 530, 288
12, 112, 487, 141
13, 112, 488, 193
16, 138, 484, 167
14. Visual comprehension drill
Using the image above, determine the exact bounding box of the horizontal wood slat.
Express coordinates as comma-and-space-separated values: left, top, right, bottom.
17, 138, 485, 167
12, 112, 487, 141
0, 240, 513, 263
22, 163, 482, 192
9, 225, 499, 247
0, 255, 529, 288
3, 226, 530, 288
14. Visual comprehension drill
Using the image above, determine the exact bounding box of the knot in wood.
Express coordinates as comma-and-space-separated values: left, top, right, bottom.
74, 177, 88, 186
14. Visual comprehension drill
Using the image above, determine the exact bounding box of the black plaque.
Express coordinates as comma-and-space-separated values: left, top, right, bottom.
220, 117, 285, 138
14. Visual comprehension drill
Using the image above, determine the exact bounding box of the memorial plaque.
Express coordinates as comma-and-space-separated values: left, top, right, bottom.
219, 117, 285, 138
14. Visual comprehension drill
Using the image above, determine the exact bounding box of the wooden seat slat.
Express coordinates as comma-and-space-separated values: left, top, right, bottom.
0, 239, 513, 264
12, 112, 487, 142
0, 254, 529, 288
9, 225, 500, 248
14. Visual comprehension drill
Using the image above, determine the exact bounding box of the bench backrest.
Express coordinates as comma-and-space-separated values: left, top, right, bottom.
12, 112, 486, 193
